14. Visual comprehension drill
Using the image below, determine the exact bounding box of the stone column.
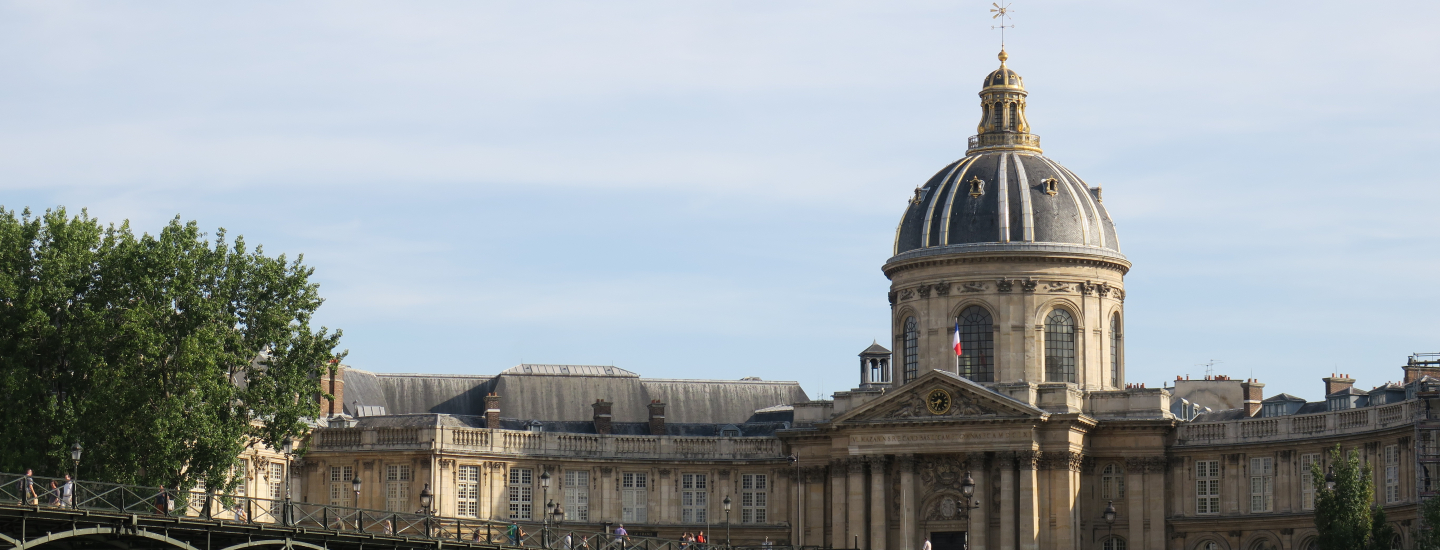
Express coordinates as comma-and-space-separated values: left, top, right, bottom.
848, 458, 867, 549
808, 468, 827, 546
1125, 458, 1144, 550
1052, 452, 1080, 550
1017, 451, 1039, 550
997, 452, 1016, 550
1145, 458, 1165, 550
831, 460, 847, 548
791, 468, 804, 546
966, 454, 988, 550
898, 455, 916, 550
870, 457, 887, 550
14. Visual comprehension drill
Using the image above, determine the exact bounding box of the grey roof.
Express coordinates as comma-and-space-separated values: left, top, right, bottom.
1191, 408, 1248, 422
892, 152, 1123, 260
860, 342, 890, 355
1296, 402, 1328, 415
342, 366, 808, 425
1262, 393, 1307, 403
1329, 386, 1369, 397
498, 364, 639, 377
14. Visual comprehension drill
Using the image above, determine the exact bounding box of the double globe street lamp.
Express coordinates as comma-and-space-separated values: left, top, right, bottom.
722, 496, 732, 549
1102, 501, 1117, 549
957, 472, 981, 550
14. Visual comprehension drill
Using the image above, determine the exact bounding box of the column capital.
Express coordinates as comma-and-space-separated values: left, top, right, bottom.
896, 454, 917, 473
996, 451, 1017, 469
1016, 450, 1040, 470
848, 457, 867, 474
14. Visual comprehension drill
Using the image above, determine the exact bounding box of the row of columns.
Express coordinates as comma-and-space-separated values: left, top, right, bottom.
793, 450, 1150, 550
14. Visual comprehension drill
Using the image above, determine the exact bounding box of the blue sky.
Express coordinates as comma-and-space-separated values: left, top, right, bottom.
2, 1, 1438, 403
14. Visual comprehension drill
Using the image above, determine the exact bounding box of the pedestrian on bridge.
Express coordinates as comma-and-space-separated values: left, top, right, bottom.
155, 486, 170, 516
20, 469, 37, 505
60, 475, 73, 509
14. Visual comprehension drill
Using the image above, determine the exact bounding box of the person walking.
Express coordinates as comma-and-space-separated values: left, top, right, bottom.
507, 521, 524, 546
20, 469, 37, 505
60, 474, 74, 509
613, 524, 629, 550
155, 486, 170, 515
563, 532, 573, 550
921, 536, 932, 550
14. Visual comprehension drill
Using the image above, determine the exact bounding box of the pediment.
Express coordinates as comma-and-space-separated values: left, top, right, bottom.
830, 370, 1047, 424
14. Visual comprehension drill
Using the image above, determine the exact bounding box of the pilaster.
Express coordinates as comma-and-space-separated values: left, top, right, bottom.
870, 456, 888, 550
898, 455, 916, 550
847, 458, 867, 549
1017, 451, 1039, 550
998, 451, 1016, 550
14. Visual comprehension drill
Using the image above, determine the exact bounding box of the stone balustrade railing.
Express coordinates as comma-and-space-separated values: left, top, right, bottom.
1176, 401, 1414, 446
313, 427, 785, 461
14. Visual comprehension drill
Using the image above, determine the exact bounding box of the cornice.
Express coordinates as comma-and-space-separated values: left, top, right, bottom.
883, 250, 1131, 279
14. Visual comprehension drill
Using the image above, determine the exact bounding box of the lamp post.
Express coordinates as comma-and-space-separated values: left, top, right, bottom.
420, 483, 434, 536
70, 442, 82, 509
958, 472, 980, 550
540, 471, 551, 549
351, 476, 362, 531
1102, 500, 1116, 550
722, 495, 732, 549
282, 439, 294, 526
1325, 467, 1336, 491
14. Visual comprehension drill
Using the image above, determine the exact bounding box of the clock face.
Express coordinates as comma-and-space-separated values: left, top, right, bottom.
926, 389, 952, 415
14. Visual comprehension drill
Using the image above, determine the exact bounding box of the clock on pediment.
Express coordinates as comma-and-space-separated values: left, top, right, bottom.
925, 388, 952, 415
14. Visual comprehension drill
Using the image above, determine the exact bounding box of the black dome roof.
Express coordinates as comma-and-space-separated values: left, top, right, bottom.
892, 151, 1123, 261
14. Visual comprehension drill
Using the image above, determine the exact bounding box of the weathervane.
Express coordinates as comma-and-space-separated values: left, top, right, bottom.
990, 2, 1014, 49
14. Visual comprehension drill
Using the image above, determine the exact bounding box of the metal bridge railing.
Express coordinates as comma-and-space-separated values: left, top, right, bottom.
0, 472, 791, 550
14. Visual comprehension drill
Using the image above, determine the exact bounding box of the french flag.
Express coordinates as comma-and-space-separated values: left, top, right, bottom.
952, 321, 963, 356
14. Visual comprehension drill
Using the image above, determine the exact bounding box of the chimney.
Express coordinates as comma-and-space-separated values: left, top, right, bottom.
1241, 378, 1264, 417
321, 360, 346, 417
647, 400, 667, 436
592, 399, 614, 435
485, 393, 502, 428
1324, 374, 1355, 396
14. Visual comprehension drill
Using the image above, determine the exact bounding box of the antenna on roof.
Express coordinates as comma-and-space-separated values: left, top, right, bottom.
990, 3, 1015, 50
1195, 359, 1223, 379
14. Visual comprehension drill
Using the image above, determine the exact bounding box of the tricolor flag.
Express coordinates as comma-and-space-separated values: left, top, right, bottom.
952, 321, 963, 356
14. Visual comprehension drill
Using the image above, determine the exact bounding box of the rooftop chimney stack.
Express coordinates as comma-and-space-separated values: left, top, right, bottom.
485, 393, 502, 428
1324, 374, 1356, 396
322, 360, 346, 417
1241, 378, 1265, 417
593, 399, 614, 435
647, 400, 667, 435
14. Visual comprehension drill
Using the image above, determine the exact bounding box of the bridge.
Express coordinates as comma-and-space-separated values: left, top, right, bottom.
0, 473, 716, 550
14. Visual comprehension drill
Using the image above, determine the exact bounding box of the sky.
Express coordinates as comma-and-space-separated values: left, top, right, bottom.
2, 1, 1438, 403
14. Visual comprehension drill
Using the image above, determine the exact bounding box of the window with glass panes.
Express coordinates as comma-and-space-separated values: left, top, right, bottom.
565, 470, 590, 522
1101, 464, 1125, 500
1195, 460, 1219, 514
741, 474, 767, 523
329, 466, 353, 507
956, 306, 994, 382
1102, 537, 1126, 550
1250, 457, 1273, 512
457, 466, 480, 517
268, 463, 285, 516
386, 464, 411, 512
1110, 314, 1122, 387
903, 317, 918, 383
509, 468, 533, 520
681, 473, 708, 523
235, 460, 249, 498
1044, 309, 1076, 383
1301, 453, 1319, 510
622, 472, 647, 523
1386, 445, 1400, 504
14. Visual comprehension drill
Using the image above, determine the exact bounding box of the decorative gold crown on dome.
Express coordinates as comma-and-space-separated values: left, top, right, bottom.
969, 49, 1042, 154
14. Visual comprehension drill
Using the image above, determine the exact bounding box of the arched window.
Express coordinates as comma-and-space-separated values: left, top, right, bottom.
903, 317, 919, 383
1044, 309, 1077, 383
956, 306, 994, 382
1102, 537, 1126, 550
1201, 542, 1221, 550
1110, 313, 1122, 387
1101, 464, 1125, 500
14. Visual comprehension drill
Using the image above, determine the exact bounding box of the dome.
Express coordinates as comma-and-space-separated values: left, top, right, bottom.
888, 51, 1125, 265
891, 152, 1122, 259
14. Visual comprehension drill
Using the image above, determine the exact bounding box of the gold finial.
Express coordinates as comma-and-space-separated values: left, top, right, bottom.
998, 50, 1008, 64
990, 3, 1014, 49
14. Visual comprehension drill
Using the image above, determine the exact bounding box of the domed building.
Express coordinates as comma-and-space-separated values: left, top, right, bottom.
287, 49, 1431, 550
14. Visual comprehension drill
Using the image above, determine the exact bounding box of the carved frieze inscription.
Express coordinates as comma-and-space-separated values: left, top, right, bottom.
850, 431, 1031, 446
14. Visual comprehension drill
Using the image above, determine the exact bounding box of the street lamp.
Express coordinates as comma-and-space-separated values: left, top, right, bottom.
958, 472, 980, 550
722, 495, 732, 549
1102, 500, 1116, 549
282, 439, 294, 525
1325, 467, 1336, 491
540, 471, 552, 549
70, 442, 82, 508
420, 483, 434, 536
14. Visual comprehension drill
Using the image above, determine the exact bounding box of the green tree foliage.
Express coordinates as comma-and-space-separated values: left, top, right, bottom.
1417, 495, 1440, 550
1312, 444, 1400, 550
0, 207, 343, 492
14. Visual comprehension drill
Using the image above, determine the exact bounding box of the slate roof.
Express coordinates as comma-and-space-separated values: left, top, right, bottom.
1262, 393, 1306, 403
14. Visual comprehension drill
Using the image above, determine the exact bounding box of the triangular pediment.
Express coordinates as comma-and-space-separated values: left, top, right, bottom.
830, 370, 1047, 424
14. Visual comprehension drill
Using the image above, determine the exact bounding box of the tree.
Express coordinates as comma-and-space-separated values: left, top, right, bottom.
1311, 444, 1398, 550
1417, 495, 1440, 550
0, 207, 344, 492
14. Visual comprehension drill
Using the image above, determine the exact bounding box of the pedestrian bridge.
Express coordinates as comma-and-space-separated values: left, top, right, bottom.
0, 473, 702, 550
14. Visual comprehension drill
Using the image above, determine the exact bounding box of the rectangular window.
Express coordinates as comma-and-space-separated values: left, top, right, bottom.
268, 463, 285, 517
235, 459, 249, 497
622, 472, 648, 523
1301, 453, 1320, 510
386, 464, 411, 512
1250, 457, 1274, 513
681, 473, 708, 523
1101, 465, 1125, 500
458, 466, 480, 517
1195, 460, 1219, 515
565, 470, 590, 522
1386, 445, 1401, 504
741, 474, 767, 524
329, 466, 354, 507
509, 468, 533, 520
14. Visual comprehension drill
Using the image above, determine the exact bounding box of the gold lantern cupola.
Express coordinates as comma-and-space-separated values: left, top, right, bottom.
969, 49, 1042, 154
